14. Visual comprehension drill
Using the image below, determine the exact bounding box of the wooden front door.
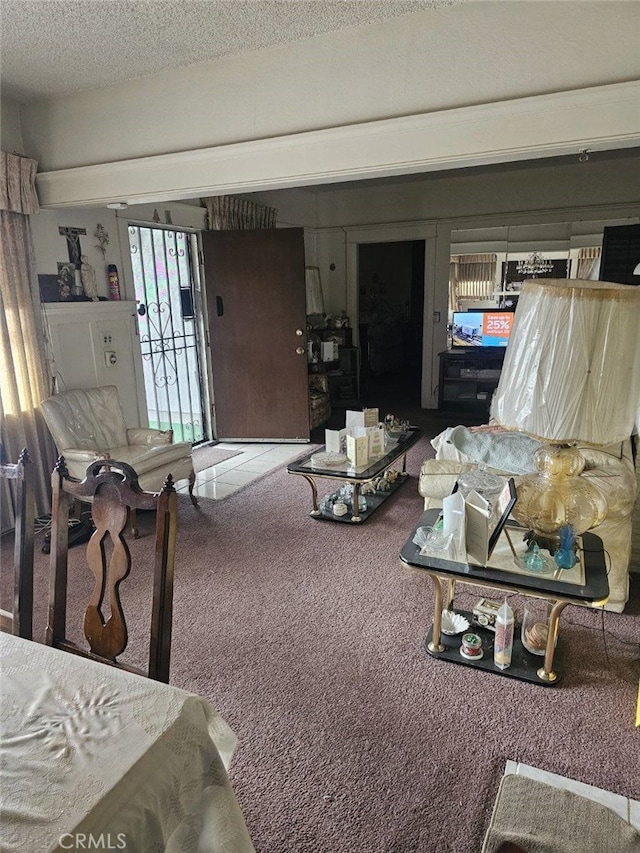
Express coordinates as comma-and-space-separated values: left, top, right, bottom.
201, 228, 310, 440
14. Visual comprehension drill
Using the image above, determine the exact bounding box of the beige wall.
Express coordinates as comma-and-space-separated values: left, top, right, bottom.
29, 153, 639, 409
19, 0, 639, 411
30, 202, 208, 302
249, 153, 640, 310
1, 98, 24, 154
244, 155, 640, 406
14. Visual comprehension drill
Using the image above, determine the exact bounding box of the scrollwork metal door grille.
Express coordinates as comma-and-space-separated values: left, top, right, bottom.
128, 225, 206, 443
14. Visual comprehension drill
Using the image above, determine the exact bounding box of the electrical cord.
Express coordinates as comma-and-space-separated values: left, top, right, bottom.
577, 544, 612, 577
34, 514, 52, 534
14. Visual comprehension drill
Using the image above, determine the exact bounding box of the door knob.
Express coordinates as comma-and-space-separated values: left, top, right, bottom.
295, 346, 306, 355
295, 328, 304, 336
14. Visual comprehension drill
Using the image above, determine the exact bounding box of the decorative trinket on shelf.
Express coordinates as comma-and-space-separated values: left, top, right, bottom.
80, 255, 99, 301
441, 610, 470, 636
57, 261, 75, 300
93, 224, 109, 258
384, 414, 411, 439
516, 541, 554, 575
554, 524, 578, 569
460, 632, 483, 660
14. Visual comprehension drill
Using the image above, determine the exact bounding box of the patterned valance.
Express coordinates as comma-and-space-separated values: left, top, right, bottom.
202, 195, 277, 230
0, 152, 40, 215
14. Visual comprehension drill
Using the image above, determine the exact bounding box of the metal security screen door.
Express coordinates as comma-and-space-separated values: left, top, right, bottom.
128, 225, 207, 443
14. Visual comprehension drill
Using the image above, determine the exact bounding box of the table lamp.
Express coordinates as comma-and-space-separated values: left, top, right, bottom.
490, 279, 640, 550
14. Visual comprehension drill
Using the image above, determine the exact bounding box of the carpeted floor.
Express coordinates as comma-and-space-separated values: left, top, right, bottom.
3, 435, 639, 853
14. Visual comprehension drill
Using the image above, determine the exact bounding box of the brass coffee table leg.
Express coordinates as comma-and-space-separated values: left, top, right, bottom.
301, 475, 321, 516
427, 572, 445, 653
537, 600, 568, 683
444, 578, 456, 611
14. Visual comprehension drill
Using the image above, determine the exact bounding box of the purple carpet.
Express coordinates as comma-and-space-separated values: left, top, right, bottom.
3, 436, 639, 853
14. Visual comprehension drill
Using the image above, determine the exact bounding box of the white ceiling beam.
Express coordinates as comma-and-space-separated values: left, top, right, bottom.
36, 81, 640, 209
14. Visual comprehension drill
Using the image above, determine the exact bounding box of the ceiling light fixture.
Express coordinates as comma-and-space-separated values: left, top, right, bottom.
106, 201, 128, 210
516, 251, 554, 278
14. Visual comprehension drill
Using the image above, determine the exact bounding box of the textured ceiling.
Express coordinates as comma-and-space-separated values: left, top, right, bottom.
1, 0, 455, 102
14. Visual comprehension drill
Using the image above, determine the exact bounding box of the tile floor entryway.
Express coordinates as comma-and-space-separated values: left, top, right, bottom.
175, 442, 308, 501
174, 365, 487, 503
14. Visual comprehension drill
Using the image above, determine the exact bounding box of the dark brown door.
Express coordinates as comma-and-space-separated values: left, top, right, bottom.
201, 228, 310, 440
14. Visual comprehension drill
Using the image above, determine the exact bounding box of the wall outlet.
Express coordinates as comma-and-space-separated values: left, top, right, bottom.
102, 332, 113, 346
104, 350, 117, 367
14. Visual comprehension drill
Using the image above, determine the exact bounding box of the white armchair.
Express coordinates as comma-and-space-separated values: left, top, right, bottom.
40, 386, 196, 504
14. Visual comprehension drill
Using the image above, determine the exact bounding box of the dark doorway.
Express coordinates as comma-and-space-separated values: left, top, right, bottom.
358, 240, 425, 410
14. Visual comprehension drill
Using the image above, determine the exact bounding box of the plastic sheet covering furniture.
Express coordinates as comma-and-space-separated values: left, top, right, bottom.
0, 633, 255, 853
418, 427, 637, 613
40, 386, 195, 496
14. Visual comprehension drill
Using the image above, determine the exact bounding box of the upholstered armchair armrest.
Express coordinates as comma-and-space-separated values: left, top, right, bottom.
62, 448, 107, 464
127, 428, 174, 446
418, 460, 477, 501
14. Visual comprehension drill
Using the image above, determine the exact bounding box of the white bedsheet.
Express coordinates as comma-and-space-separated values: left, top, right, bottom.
0, 633, 255, 853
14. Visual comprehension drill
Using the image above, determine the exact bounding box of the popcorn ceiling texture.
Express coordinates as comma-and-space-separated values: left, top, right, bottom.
0, 0, 457, 101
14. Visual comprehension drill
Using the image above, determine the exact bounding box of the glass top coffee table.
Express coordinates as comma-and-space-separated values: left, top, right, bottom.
400, 508, 609, 684
288, 427, 423, 523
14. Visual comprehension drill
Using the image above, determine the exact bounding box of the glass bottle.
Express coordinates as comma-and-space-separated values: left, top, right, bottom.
493, 598, 514, 670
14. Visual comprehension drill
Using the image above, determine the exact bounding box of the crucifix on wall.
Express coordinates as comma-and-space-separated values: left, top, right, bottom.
58, 226, 87, 268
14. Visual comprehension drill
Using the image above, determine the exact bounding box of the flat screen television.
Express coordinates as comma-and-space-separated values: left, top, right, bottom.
451, 310, 514, 348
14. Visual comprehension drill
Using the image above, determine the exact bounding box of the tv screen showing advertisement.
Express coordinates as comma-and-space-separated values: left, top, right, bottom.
451, 311, 514, 348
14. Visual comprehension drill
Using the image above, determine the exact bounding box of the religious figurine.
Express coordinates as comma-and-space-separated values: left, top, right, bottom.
57, 261, 74, 300
80, 255, 99, 301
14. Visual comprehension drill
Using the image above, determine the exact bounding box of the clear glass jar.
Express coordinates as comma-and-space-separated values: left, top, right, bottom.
520, 601, 554, 656
457, 467, 506, 526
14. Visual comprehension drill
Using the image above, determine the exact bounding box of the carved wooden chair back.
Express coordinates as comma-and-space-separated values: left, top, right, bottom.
0, 448, 34, 640
47, 457, 178, 682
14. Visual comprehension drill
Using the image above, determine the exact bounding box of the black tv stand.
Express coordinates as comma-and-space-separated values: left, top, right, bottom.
437, 349, 506, 415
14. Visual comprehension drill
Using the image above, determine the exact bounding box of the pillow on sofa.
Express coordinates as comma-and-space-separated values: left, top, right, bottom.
433, 426, 541, 475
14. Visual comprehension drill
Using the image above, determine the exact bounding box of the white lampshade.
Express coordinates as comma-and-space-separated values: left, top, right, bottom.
491, 280, 640, 446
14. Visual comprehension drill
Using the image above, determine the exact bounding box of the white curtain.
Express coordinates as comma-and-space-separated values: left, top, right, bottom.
576, 246, 601, 280
202, 195, 278, 230
449, 259, 459, 313
0, 151, 56, 529
449, 253, 497, 310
